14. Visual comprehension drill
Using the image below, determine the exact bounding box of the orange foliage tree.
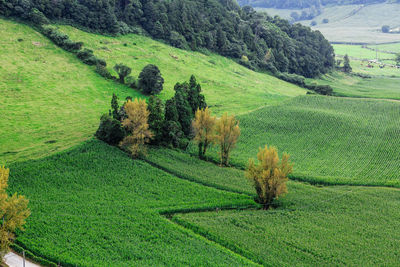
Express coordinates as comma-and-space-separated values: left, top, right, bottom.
192, 107, 216, 159
120, 98, 153, 157
246, 145, 293, 210
215, 113, 240, 166
0, 166, 30, 257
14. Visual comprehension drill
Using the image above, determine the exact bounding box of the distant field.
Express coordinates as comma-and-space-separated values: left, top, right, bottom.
376, 42, 400, 53
9, 140, 254, 266
309, 72, 400, 98
197, 95, 400, 187
258, 3, 400, 43
58, 25, 305, 115
0, 18, 141, 163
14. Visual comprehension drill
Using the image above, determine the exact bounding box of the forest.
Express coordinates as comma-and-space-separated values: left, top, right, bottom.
0, 0, 334, 77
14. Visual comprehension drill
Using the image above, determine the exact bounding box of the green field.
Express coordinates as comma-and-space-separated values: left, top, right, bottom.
257, 3, 400, 43
176, 184, 400, 266
57, 25, 305, 115
196, 95, 400, 187
0, 18, 142, 164
308, 72, 400, 99
9, 140, 255, 266
375, 42, 400, 53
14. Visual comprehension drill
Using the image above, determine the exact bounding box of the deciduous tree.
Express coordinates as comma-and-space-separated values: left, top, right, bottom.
120, 99, 153, 157
138, 64, 164, 95
0, 166, 30, 257
114, 63, 132, 84
343, 54, 352, 73
192, 107, 216, 159
246, 145, 292, 210
215, 113, 240, 166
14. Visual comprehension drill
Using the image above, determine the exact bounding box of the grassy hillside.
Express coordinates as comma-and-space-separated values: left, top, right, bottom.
57, 25, 306, 115
9, 140, 255, 266
197, 95, 400, 187
0, 18, 142, 164
258, 3, 400, 43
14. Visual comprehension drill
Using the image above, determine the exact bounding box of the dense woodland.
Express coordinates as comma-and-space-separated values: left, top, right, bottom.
0, 0, 335, 77
237, 0, 393, 9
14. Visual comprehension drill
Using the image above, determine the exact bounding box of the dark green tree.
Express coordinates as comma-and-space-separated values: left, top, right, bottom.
343, 54, 352, 73
138, 64, 164, 95
95, 114, 125, 146
147, 96, 164, 144
110, 93, 121, 121
114, 63, 132, 84
174, 83, 193, 137
188, 75, 206, 113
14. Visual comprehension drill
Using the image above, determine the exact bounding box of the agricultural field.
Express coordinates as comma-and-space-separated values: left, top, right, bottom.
375, 42, 400, 53
257, 3, 400, 43
308, 72, 400, 99
57, 25, 306, 115
8, 140, 255, 266
175, 184, 400, 266
196, 95, 400, 187
0, 18, 142, 164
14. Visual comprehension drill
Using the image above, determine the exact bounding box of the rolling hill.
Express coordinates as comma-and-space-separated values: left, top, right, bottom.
0, 18, 305, 164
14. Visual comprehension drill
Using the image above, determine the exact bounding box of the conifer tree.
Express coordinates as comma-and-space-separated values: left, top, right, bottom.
120, 99, 153, 157
246, 145, 292, 210
192, 107, 216, 159
215, 113, 240, 166
0, 167, 30, 257
147, 96, 164, 144
343, 54, 352, 73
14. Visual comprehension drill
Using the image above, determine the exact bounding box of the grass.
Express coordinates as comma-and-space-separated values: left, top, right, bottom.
175, 183, 400, 266
375, 42, 400, 53
57, 25, 306, 115
8, 140, 256, 266
0, 18, 142, 164
194, 95, 400, 187
308, 72, 400, 99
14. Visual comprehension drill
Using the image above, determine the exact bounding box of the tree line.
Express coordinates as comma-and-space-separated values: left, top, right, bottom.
1, 0, 335, 78
237, 0, 388, 9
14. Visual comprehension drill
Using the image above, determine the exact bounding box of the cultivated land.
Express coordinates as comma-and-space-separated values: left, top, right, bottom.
57, 25, 305, 115
1, 16, 400, 267
8, 140, 255, 266
196, 95, 400, 187
257, 3, 400, 43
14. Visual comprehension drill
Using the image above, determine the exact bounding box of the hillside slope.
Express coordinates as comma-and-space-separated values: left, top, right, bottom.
0, 18, 141, 163
57, 25, 306, 115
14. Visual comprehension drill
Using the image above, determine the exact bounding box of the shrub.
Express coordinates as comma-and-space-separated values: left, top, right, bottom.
138, 64, 164, 95
125, 76, 138, 89
96, 64, 113, 79
276, 72, 305, 87
305, 84, 333, 96
29, 8, 49, 25
246, 145, 292, 210
95, 114, 125, 146
382, 25, 390, 33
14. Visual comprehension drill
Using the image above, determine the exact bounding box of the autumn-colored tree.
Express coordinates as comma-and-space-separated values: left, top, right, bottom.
215, 113, 240, 166
246, 146, 292, 210
120, 98, 153, 157
192, 107, 216, 159
0, 167, 30, 257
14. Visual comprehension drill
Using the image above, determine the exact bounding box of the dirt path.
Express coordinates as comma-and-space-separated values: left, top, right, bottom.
4, 252, 41, 267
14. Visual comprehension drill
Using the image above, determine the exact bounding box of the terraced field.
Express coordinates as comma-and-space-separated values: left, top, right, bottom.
197, 95, 400, 187
57, 25, 305, 115
8, 140, 255, 266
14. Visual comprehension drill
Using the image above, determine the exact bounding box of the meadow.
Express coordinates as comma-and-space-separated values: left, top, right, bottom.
0, 18, 141, 164
308, 72, 400, 99
195, 95, 400, 187
57, 25, 305, 115
8, 140, 255, 266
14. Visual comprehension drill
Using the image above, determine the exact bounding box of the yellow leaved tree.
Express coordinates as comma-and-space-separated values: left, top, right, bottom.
192, 107, 216, 159
120, 98, 153, 157
215, 113, 240, 166
246, 145, 292, 210
0, 166, 30, 257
